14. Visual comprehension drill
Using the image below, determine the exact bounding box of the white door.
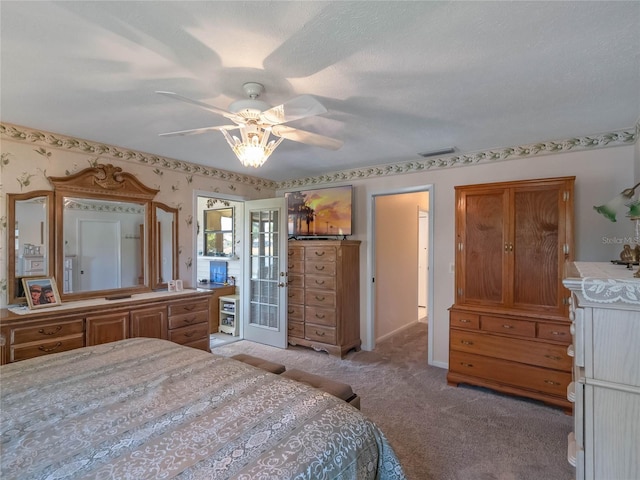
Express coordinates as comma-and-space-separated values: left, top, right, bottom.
418, 211, 429, 307
78, 219, 121, 292
243, 197, 288, 348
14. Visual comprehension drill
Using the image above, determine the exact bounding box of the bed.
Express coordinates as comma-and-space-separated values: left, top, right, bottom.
0, 337, 406, 479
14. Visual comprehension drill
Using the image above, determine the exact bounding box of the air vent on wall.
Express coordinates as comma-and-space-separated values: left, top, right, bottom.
418, 147, 456, 158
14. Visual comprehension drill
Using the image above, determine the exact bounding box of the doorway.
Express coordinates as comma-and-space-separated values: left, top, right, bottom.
370, 186, 433, 364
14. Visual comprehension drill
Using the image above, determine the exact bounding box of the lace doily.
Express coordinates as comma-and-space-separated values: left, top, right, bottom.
574, 262, 640, 305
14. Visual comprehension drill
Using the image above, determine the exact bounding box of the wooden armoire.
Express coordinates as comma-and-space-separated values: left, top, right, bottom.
448, 176, 575, 411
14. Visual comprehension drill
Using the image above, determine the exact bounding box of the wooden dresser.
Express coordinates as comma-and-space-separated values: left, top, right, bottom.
0, 289, 214, 364
287, 239, 361, 358
448, 176, 575, 411
563, 262, 640, 480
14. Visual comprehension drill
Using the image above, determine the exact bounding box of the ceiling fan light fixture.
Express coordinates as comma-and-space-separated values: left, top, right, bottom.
220, 125, 284, 168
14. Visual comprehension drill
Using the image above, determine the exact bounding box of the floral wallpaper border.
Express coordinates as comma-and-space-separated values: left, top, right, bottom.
2, 121, 638, 191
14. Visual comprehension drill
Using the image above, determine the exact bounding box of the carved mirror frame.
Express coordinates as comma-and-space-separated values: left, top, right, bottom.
7, 191, 55, 305
48, 164, 159, 301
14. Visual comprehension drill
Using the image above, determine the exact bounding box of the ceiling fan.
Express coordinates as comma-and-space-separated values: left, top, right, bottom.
156, 82, 342, 168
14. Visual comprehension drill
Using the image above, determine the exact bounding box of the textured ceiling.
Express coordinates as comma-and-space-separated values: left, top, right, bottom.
1, 1, 639, 182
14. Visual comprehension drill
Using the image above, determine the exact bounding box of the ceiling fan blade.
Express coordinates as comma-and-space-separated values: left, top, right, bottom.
272, 125, 342, 150
260, 95, 327, 125
155, 91, 238, 120
158, 125, 240, 137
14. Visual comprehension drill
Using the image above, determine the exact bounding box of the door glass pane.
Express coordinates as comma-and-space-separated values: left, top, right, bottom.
249, 209, 280, 329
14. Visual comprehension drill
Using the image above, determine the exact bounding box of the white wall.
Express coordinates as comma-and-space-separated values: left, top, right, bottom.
347, 145, 635, 367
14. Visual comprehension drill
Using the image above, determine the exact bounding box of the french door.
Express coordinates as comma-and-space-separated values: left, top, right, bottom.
242, 197, 288, 348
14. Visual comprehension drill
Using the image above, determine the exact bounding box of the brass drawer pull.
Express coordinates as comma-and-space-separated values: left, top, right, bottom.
460, 340, 474, 346
460, 362, 473, 368
183, 305, 196, 311
315, 280, 325, 285
315, 251, 325, 256
315, 265, 325, 271
544, 354, 562, 361
315, 295, 325, 301
184, 331, 195, 338
315, 331, 326, 336
315, 313, 326, 319
38, 326, 62, 336
39, 342, 62, 353
458, 318, 471, 323
544, 380, 560, 386
502, 324, 514, 329
183, 317, 196, 324
288, 293, 295, 298
288, 309, 294, 314
550, 331, 565, 336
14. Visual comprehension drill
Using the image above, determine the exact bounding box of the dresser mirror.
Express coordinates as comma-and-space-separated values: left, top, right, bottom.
7, 191, 54, 304
151, 202, 178, 290
49, 164, 159, 301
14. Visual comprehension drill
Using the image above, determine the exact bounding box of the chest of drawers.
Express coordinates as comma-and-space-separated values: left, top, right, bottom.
287, 240, 361, 358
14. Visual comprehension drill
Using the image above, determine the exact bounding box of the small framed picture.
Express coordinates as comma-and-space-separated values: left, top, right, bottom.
22, 277, 61, 309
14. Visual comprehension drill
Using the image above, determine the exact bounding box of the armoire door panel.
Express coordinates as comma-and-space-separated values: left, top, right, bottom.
512, 187, 561, 309
460, 191, 508, 305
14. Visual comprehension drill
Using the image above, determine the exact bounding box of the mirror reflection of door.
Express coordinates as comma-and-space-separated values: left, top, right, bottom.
77, 219, 121, 292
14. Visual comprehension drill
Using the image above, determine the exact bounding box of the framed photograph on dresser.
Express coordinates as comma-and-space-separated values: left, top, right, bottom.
22, 277, 61, 309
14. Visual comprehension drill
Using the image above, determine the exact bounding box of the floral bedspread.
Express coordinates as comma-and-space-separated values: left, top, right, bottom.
0, 337, 406, 479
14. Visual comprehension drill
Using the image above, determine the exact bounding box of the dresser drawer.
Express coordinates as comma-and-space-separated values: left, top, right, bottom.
287, 287, 304, 305
450, 350, 570, 397
450, 311, 480, 330
11, 319, 85, 344
168, 310, 208, 329
537, 322, 571, 342
304, 274, 336, 291
11, 335, 85, 362
305, 246, 336, 262
287, 303, 304, 322
168, 323, 209, 345
305, 261, 336, 276
288, 259, 304, 274
481, 316, 535, 337
181, 337, 210, 352
288, 320, 304, 338
288, 247, 304, 261
168, 299, 209, 316
305, 324, 337, 345
305, 306, 336, 327
305, 290, 337, 309
450, 329, 571, 371
287, 273, 304, 288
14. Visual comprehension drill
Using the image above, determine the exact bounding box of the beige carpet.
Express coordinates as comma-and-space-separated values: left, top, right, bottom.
212, 323, 575, 480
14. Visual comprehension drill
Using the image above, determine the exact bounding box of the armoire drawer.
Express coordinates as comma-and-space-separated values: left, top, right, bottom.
287, 273, 304, 288
537, 322, 571, 342
287, 287, 304, 305
450, 311, 480, 330
450, 329, 571, 371
450, 350, 571, 397
481, 315, 536, 338
304, 246, 336, 262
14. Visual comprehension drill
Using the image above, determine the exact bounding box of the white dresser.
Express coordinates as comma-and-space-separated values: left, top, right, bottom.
563, 262, 640, 480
